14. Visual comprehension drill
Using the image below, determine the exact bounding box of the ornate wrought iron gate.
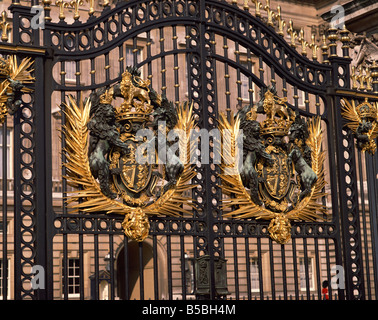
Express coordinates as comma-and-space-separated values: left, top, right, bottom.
1, 0, 378, 300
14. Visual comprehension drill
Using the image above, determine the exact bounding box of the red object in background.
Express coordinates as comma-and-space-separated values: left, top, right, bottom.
322, 287, 329, 300
322, 280, 329, 300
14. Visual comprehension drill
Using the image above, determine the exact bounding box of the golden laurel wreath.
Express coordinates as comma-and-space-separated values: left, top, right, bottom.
218, 113, 327, 244
61, 95, 196, 241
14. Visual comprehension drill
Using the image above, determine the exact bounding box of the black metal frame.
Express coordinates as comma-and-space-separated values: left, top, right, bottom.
0, 0, 377, 300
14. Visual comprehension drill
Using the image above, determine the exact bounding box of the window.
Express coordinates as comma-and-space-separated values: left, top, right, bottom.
125, 46, 142, 67
299, 257, 315, 291
62, 258, 80, 298
65, 61, 76, 82
297, 90, 305, 106
240, 61, 255, 102
289, 89, 305, 107
250, 257, 260, 292
0, 129, 13, 179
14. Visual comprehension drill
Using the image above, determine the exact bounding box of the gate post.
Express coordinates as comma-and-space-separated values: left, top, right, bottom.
9, 2, 54, 300
328, 39, 366, 298
186, 0, 225, 299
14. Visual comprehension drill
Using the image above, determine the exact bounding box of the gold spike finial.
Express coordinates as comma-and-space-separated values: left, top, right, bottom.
298, 28, 308, 56
70, 0, 84, 20
264, 0, 275, 27
357, 66, 366, 91
321, 34, 329, 63
275, 5, 286, 36
350, 66, 358, 89
287, 20, 297, 48
42, 0, 53, 21
85, 0, 95, 16
0, 11, 9, 42
102, 0, 110, 7
365, 67, 373, 91
308, 34, 319, 61
251, 0, 262, 17
243, 0, 249, 11
56, 0, 70, 20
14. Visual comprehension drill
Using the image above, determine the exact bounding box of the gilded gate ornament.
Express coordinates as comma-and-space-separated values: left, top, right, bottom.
0, 56, 34, 124
219, 86, 327, 244
341, 98, 378, 155
62, 67, 196, 242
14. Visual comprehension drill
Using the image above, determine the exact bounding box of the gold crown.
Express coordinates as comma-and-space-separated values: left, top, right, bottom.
260, 119, 292, 136
259, 90, 293, 136
115, 103, 154, 122
115, 70, 153, 122
357, 98, 377, 120
99, 88, 114, 104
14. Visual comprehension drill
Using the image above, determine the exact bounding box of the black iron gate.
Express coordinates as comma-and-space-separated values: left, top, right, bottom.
1, 0, 377, 300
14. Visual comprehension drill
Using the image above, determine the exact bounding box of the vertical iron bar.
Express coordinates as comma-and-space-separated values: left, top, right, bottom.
119, 45, 124, 75
268, 239, 275, 300
247, 48, 254, 105
79, 232, 84, 300
173, 26, 180, 105
366, 152, 378, 298
109, 234, 115, 300
123, 237, 130, 300
138, 242, 144, 300
235, 41, 242, 109
233, 236, 239, 299
167, 235, 173, 299
245, 237, 251, 300
94, 233, 99, 300
303, 238, 310, 300
146, 31, 152, 88
63, 233, 68, 300
280, 244, 287, 300
292, 238, 299, 300
257, 237, 263, 300
358, 150, 371, 299
159, 27, 166, 95
132, 36, 138, 67
2, 120, 8, 300
13, 85, 21, 300
325, 238, 332, 300
180, 235, 186, 300
314, 238, 321, 300
152, 234, 159, 299
223, 36, 231, 121
105, 53, 110, 82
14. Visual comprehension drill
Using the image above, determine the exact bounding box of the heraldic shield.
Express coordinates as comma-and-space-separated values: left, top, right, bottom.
219, 86, 328, 244
62, 67, 196, 242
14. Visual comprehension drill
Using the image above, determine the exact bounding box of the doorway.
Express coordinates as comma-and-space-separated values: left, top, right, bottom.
116, 241, 156, 300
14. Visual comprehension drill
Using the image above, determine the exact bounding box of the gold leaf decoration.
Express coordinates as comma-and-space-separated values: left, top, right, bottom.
0, 56, 35, 123
341, 98, 378, 154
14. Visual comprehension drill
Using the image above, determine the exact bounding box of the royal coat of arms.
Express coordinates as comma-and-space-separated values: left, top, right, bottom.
62, 67, 196, 242
341, 98, 378, 155
219, 86, 327, 244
